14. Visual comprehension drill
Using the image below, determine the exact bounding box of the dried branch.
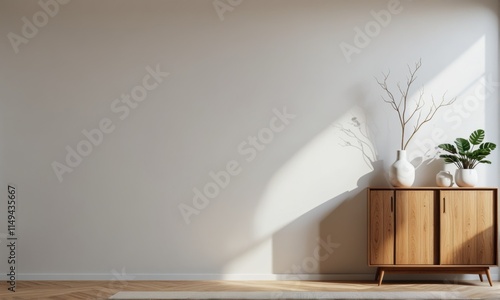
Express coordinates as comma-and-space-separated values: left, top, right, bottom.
376, 59, 457, 150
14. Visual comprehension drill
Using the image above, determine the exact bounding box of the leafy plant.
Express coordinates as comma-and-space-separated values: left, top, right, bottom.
438, 129, 496, 169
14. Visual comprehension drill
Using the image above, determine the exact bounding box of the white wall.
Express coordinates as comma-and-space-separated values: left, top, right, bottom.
0, 0, 498, 280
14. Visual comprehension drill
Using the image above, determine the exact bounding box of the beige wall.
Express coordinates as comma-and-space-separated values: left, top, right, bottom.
0, 0, 498, 280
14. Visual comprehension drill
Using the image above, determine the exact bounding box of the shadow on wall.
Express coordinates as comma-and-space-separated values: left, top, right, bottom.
171, 0, 497, 278
268, 105, 429, 276
271, 157, 388, 276
268, 104, 387, 276
317, 160, 387, 274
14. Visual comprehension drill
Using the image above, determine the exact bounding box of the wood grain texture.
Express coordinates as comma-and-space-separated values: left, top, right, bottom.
440, 190, 496, 265
395, 190, 435, 265
0, 280, 499, 300
369, 190, 394, 265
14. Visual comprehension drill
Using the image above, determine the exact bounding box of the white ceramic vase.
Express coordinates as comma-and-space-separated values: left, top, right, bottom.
389, 150, 415, 187
436, 171, 454, 187
455, 169, 478, 187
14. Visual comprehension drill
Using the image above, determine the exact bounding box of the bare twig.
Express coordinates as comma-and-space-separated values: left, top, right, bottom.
376, 59, 456, 150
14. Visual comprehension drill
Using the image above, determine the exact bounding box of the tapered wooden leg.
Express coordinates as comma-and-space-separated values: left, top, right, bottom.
371, 266, 493, 286
485, 268, 493, 287
378, 269, 385, 286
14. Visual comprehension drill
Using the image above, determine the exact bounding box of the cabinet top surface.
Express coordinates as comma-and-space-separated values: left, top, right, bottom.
368, 187, 498, 190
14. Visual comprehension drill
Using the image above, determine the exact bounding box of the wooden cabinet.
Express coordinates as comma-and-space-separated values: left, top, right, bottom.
368, 187, 497, 285
369, 190, 436, 265
395, 190, 436, 265
369, 190, 394, 265
440, 190, 496, 265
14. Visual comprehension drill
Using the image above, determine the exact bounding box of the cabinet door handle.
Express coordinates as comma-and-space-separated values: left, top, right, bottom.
443, 197, 446, 213
391, 196, 394, 212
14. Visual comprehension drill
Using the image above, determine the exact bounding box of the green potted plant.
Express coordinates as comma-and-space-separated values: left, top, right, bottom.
437, 129, 496, 187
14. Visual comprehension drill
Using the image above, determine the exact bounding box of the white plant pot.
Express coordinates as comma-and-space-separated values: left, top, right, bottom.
455, 169, 478, 187
389, 150, 415, 187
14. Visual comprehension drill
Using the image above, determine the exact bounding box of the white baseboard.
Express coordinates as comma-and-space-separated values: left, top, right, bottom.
1, 273, 372, 281
1, 273, 498, 281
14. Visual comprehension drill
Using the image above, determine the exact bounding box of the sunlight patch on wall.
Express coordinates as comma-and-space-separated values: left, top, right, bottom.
412, 36, 485, 99
251, 106, 377, 238
222, 238, 273, 275
437, 35, 488, 132
397, 36, 487, 166
411, 35, 486, 132
220, 107, 377, 274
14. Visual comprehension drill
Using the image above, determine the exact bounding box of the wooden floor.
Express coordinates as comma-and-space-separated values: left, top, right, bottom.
0, 280, 499, 300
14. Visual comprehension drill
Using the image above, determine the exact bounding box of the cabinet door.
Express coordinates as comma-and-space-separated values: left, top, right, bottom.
440, 190, 496, 265
369, 190, 394, 265
395, 190, 436, 265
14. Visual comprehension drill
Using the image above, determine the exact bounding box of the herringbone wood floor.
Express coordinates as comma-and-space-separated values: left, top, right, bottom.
0, 280, 498, 300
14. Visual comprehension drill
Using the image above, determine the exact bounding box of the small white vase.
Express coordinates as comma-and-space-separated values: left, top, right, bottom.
455, 169, 478, 187
389, 150, 415, 187
436, 171, 454, 187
